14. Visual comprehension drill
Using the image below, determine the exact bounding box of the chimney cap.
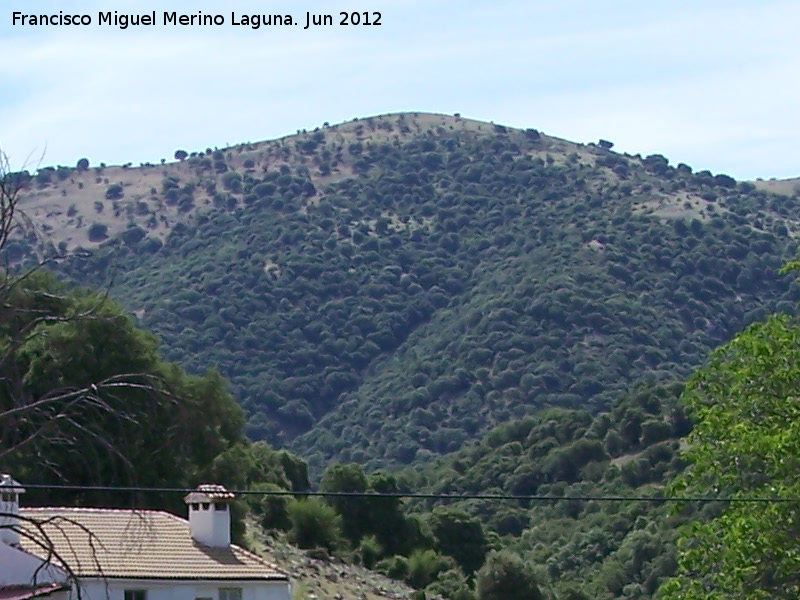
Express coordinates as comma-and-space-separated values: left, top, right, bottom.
184, 483, 234, 504
0, 474, 24, 494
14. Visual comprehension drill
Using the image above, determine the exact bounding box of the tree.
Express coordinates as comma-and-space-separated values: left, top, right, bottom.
657, 315, 800, 599
76, 158, 89, 171
365, 471, 422, 556
476, 551, 545, 600
1, 271, 246, 509
104, 183, 123, 200
406, 549, 456, 589
174, 149, 188, 161
287, 498, 342, 551
321, 463, 369, 543
430, 507, 488, 574
87, 222, 108, 241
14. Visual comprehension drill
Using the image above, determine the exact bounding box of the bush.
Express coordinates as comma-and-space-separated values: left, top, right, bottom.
406, 549, 455, 589
430, 507, 488, 574
87, 222, 109, 242
359, 535, 382, 569
105, 183, 123, 200
640, 420, 672, 446
221, 171, 243, 192
378, 555, 409, 581
287, 498, 342, 551
251, 483, 291, 531
476, 552, 545, 600
121, 226, 145, 245
425, 568, 475, 600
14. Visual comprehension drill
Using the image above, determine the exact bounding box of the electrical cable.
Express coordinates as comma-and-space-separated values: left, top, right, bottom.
16, 483, 800, 503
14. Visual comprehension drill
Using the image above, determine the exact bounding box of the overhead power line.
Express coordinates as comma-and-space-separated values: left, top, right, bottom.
17, 483, 800, 503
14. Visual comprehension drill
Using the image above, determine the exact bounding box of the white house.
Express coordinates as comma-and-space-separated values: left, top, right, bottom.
0, 477, 290, 600
0, 475, 70, 600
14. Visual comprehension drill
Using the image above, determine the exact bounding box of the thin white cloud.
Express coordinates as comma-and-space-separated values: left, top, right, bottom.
1, 0, 798, 179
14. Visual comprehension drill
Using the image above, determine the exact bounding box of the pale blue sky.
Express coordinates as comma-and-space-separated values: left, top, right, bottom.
2, 0, 798, 180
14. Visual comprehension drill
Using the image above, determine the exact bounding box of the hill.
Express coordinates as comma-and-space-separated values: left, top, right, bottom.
7, 112, 800, 473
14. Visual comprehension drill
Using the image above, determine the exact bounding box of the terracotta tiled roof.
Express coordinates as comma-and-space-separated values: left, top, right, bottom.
18, 508, 287, 581
184, 484, 235, 503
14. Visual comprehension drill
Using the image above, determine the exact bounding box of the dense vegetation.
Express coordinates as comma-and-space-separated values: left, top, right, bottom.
225, 379, 701, 600
659, 309, 800, 598
31, 113, 797, 474
266, 364, 800, 599
398, 382, 697, 600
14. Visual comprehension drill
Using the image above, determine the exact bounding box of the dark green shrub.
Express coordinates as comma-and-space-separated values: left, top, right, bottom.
359, 535, 382, 569
378, 555, 409, 581
430, 507, 489, 574
287, 498, 342, 551
406, 549, 455, 589
476, 552, 544, 600
87, 222, 109, 242
105, 183, 123, 199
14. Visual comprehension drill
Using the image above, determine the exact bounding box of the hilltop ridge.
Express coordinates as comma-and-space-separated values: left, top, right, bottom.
16, 113, 562, 252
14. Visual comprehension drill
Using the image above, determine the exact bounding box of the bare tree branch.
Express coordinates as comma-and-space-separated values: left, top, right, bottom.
1, 510, 111, 599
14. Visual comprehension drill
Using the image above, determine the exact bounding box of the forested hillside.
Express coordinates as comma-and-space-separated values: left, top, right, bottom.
399, 381, 695, 600
10, 112, 800, 471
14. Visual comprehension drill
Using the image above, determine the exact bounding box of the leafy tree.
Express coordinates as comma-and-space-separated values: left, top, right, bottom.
365, 471, 423, 556
658, 314, 800, 599
476, 551, 545, 600
321, 463, 369, 543
250, 482, 291, 531
287, 497, 342, 551
430, 507, 489, 574
0, 271, 246, 505
76, 158, 90, 171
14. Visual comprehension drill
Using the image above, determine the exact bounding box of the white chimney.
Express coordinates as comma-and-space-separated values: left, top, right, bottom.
0, 474, 25, 546
183, 484, 234, 547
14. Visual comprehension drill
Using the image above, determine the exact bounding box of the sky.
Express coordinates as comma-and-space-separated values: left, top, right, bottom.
1, 0, 798, 180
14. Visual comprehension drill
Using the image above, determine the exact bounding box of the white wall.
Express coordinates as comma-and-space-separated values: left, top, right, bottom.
0, 486, 22, 545
79, 578, 290, 600
187, 503, 231, 548
0, 543, 68, 586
